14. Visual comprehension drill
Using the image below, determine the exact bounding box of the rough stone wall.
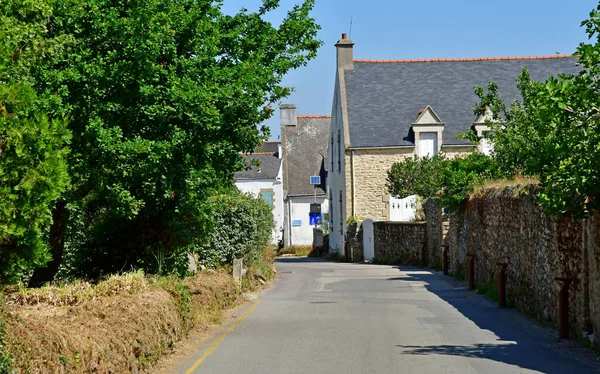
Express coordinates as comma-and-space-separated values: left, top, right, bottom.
447, 203, 469, 276
585, 213, 600, 341
346, 222, 364, 262
424, 199, 442, 268
463, 185, 596, 340
373, 222, 427, 264
349, 148, 413, 221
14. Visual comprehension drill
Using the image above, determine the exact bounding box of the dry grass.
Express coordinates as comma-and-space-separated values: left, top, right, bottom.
472, 175, 540, 199
277, 245, 314, 257
0, 269, 241, 373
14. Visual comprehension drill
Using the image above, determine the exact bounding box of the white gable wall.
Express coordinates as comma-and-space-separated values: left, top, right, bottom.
287, 196, 329, 246
235, 177, 284, 243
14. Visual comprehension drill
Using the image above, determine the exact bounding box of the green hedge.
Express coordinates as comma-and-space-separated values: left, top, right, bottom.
196, 192, 274, 267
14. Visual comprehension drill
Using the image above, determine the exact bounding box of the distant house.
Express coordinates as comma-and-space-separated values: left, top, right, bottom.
327, 33, 580, 254
280, 105, 330, 246
235, 141, 284, 244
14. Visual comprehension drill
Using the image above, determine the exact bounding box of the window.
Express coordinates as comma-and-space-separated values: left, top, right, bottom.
330, 133, 334, 171
418, 132, 438, 158
337, 129, 341, 173
260, 189, 274, 209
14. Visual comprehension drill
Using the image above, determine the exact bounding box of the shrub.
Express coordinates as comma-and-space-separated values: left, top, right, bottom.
195, 191, 274, 268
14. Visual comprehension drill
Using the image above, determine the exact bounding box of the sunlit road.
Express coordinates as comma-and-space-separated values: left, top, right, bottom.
174, 258, 599, 374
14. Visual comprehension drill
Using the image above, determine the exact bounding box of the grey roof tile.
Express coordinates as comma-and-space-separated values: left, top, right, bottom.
235, 153, 281, 180
344, 57, 581, 148
282, 116, 330, 196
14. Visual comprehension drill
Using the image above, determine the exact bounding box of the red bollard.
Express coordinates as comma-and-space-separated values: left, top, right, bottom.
556, 278, 573, 340
442, 245, 449, 275
497, 263, 508, 308
467, 254, 476, 290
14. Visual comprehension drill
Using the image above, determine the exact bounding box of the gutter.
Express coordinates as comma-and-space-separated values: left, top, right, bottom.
348, 145, 415, 150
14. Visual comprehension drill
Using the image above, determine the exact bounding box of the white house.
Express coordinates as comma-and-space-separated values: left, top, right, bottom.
235, 142, 284, 244
280, 105, 330, 246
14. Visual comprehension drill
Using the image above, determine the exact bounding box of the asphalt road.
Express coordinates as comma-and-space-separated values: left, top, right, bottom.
175, 257, 600, 374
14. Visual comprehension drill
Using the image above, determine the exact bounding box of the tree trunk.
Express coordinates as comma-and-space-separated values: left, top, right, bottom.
28, 201, 68, 287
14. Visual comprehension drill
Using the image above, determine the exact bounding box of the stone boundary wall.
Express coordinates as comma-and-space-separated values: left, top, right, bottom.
424, 199, 442, 268
445, 184, 600, 341
346, 222, 364, 262
373, 222, 427, 264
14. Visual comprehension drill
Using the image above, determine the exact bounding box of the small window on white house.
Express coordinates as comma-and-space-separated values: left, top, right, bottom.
418, 132, 438, 158
260, 189, 274, 209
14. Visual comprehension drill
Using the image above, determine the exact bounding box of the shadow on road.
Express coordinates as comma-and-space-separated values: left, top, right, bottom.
391, 267, 599, 374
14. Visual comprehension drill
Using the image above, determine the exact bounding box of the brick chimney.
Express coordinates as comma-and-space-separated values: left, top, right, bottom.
335, 33, 354, 71
280, 104, 297, 126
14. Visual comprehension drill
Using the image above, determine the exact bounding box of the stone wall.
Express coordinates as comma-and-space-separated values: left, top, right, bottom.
346, 222, 364, 262
445, 184, 600, 341
373, 221, 427, 264
424, 199, 443, 268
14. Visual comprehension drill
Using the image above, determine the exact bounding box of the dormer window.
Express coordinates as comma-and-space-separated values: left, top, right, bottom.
473, 107, 495, 156
412, 105, 444, 158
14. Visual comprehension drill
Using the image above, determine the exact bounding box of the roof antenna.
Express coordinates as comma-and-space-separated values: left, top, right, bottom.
349, 14, 353, 39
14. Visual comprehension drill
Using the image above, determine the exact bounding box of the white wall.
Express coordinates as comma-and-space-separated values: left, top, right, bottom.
235, 179, 284, 243
288, 196, 329, 246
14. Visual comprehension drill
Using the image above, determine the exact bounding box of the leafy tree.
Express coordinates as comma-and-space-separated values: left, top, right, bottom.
386, 155, 449, 200
386, 153, 503, 211
26, 0, 321, 281
473, 5, 600, 218
0, 0, 71, 283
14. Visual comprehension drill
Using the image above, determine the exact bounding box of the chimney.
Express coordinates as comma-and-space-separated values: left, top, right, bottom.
277, 142, 282, 159
280, 104, 297, 126
335, 33, 354, 71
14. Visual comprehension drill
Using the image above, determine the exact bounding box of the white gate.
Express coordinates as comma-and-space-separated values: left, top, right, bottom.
363, 219, 374, 261
389, 195, 417, 222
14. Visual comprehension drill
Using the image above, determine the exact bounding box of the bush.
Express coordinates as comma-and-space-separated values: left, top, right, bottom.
195, 192, 274, 268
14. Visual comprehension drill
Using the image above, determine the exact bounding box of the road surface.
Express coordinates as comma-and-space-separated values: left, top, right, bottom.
173, 257, 599, 374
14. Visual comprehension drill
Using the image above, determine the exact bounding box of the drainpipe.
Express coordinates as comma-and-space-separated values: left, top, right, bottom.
287, 198, 293, 247
351, 150, 356, 216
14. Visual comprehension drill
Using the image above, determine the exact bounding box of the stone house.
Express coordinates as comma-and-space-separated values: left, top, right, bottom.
280, 105, 330, 246
327, 33, 580, 253
235, 141, 284, 244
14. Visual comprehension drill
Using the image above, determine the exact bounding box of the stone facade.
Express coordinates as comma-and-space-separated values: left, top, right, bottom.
373, 221, 427, 264
347, 148, 413, 221
443, 185, 600, 342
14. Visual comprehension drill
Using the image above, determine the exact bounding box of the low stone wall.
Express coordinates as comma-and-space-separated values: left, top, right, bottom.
445, 184, 600, 341
346, 222, 364, 262
373, 221, 427, 264
424, 199, 442, 268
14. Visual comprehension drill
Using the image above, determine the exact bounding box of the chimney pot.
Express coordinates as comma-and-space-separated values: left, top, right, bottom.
280, 104, 297, 127
342, 33, 347, 40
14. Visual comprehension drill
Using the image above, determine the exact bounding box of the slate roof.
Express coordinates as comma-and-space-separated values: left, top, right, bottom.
282, 116, 330, 196
344, 56, 581, 148
235, 153, 281, 180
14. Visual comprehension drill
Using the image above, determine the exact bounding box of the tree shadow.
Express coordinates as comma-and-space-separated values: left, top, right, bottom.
390, 267, 600, 373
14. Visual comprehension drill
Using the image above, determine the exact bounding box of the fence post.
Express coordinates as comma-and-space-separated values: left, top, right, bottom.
233, 258, 243, 289
420, 241, 427, 267
442, 245, 449, 275
467, 254, 476, 290
497, 263, 508, 308
556, 278, 573, 339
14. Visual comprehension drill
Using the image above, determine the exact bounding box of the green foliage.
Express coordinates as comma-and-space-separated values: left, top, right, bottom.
387, 153, 504, 211
386, 155, 449, 200
0, 0, 321, 282
196, 191, 274, 268
0, 0, 71, 283
471, 5, 600, 218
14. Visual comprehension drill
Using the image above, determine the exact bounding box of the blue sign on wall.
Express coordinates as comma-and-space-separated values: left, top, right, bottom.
309, 212, 322, 226
292, 220, 302, 227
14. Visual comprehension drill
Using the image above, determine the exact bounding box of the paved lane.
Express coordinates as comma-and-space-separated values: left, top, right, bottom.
178, 258, 599, 374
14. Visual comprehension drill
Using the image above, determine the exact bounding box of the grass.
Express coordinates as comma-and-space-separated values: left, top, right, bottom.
277, 245, 317, 257
0, 264, 245, 373
472, 175, 540, 198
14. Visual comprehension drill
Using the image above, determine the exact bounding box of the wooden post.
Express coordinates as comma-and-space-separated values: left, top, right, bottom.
442, 245, 449, 275
467, 254, 476, 290
497, 263, 508, 308
556, 278, 573, 339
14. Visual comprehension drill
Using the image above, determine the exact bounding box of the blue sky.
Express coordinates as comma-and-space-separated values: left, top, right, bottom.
221, 0, 598, 140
